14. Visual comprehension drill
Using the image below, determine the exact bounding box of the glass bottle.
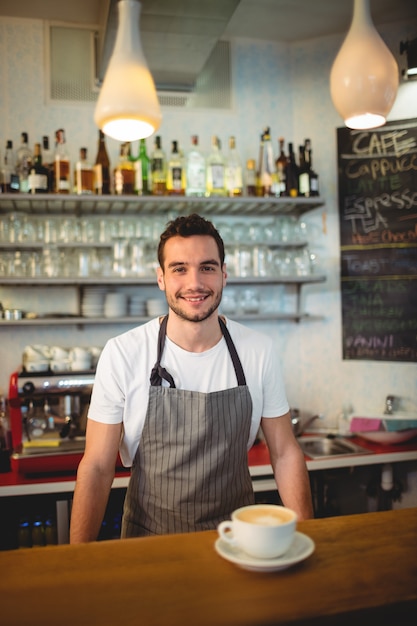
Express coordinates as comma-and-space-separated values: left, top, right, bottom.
16, 132, 32, 193
256, 132, 264, 197
150, 135, 167, 195
258, 127, 276, 197
285, 142, 299, 197
298, 144, 309, 197
185, 135, 206, 197
28, 143, 49, 194
94, 130, 111, 195
0, 140, 17, 193
166, 140, 185, 195
75, 147, 94, 195
31, 516, 46, 547
42, 136, 54, 192
114, 142, 135, 195
206, 135, 226, 197
245, 159, 257, 196
54, 129, 71, 194
275, 137, 287, 197
304, 138, 319, 197
134, 138, 151, 195
225, 135, 243, 197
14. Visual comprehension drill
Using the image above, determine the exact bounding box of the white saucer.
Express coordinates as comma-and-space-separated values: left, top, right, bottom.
214, 531, 315, 572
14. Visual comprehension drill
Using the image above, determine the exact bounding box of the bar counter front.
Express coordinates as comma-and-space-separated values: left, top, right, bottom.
1, 507, 416, 626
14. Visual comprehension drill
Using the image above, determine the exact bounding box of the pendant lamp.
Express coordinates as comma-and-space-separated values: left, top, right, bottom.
94, 0, 162, 142
387, 38, 417, 121
400, 38, 417, 77
330, 0, 399, 130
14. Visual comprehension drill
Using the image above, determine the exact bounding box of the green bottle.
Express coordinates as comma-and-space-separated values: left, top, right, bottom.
136, 138, 151, 195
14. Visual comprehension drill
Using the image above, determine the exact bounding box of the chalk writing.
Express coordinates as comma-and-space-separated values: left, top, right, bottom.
337, 119, 417, 362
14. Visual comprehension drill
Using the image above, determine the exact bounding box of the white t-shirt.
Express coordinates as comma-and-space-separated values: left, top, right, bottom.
88, 317, 289, 466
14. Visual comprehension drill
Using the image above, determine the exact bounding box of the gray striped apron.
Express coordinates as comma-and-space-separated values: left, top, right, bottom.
121, 315, 254, 537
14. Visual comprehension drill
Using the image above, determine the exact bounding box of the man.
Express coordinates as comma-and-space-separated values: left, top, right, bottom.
70, 214, 313, 542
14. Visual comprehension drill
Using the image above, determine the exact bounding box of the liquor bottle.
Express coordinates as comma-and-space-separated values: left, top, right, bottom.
94, 130, 111, 195
206, 136, 226, 196
245, 159, 257, 196
256, 133, 264, 196
42, 136, 55, 192
275, 137, 287, 197
114, 142, 135, 195
150, 135, 167, 195
185, 135, 206, 197
304, 138, 319, 197
258, 127, 276, 196
298, 144, 309, 197
54, 129, 71, 194
166, 140, 185, 195
28, 143, 49, 194
17, 517, 32, 549
285, 142, 299, 197
15, 132, 32, 193
225, 136, 243, 197
75, 147, 94, 195
0, 140, 17, 193
134, 138, 151, 195
31, 516, 46, 547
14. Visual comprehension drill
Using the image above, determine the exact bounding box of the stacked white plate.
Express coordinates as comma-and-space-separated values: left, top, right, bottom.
82, 287, 106, 318
129, 295, 146, 317
146, 298, 168, 317
104, 292, 128, 318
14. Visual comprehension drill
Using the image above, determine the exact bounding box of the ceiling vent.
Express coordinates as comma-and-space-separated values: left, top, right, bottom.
47, 24, 98, 104
158, 40, 231, 109
47, 22, 231, 109
96, 0, 239, 92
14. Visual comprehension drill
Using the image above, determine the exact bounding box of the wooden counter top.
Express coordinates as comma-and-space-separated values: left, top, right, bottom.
1, 508, 416, 626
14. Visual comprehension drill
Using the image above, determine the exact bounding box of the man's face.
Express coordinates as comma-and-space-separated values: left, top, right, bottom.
157, 235, 227, 323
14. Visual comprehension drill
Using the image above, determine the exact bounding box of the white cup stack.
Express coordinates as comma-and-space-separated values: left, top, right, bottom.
22, 345, 51, 373
69, 347, 92, 372
50, 345, 70, 372
82, 287, 106, 318
146, 298, 168, 317
104, 292, 128, 318
129, 295, 146, 317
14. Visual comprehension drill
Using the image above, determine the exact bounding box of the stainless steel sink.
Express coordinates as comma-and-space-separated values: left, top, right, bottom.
298, 435, 372, 459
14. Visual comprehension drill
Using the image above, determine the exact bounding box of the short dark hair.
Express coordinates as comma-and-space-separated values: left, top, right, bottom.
158, 213, 225, 268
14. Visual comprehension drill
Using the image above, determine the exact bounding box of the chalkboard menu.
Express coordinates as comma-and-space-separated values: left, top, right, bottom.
337, 118, 417, 362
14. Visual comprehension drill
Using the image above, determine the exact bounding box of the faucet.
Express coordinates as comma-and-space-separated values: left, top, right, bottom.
384, 395, 395, 415
291, 412, 321, 436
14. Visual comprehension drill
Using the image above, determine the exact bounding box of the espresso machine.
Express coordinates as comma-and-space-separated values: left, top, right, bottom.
8, 370, 95, 475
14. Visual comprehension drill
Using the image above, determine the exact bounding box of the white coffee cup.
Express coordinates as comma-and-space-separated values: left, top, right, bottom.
50, 345, 69, 360
23, 344, 50, 362
69, 347, 91, 361
217, 504, 297, 559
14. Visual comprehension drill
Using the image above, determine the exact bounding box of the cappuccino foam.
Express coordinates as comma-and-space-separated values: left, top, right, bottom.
237, 506, 294, 526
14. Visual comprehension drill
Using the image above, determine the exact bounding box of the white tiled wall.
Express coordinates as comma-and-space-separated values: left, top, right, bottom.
0, 16, 416, 425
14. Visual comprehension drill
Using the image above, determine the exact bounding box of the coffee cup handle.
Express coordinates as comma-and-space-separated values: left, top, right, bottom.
217, 521, 237, 547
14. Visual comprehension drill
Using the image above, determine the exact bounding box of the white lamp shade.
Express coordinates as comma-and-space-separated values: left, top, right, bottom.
94, 0, 162, 142
387, 79, 417, 121
330, 0, 399, 129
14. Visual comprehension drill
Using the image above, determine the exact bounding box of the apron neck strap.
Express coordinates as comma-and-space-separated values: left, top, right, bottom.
150, 315, 176, 387
218, 317, 247, 386
150, 315, 247, 387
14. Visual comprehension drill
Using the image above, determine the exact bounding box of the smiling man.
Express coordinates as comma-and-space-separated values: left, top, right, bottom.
70, 214, 313, 543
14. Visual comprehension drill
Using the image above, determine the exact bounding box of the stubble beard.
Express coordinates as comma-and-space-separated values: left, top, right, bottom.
166, 289, 223, 323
